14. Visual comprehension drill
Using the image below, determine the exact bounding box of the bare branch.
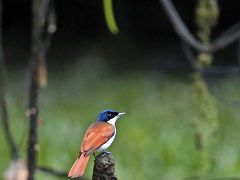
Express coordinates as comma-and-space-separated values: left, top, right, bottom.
27, 0, 56, 179
0, 0, 19, 160
37, 166, 69, 178
159, 0, 240, 52
38, 166, 89, 180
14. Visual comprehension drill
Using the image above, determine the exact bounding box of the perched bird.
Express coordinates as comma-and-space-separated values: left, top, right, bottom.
68, 109, 125, 178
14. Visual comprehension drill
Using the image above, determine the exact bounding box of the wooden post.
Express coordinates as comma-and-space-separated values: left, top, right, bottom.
92, 152, 117, 180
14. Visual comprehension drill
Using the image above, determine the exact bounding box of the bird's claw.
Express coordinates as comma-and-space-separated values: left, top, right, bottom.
101, 151, 112, 157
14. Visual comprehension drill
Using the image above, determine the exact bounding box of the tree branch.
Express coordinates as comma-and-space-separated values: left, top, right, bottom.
0, 0, 19, 160
159, 0, 240, 52
37, 166, 69, 178
27, 0, 56, 179
38, 166, 89, 180
27, 0, 43, 179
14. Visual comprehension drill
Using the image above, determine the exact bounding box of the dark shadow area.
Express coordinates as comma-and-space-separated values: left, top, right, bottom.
2, 0, 240, 72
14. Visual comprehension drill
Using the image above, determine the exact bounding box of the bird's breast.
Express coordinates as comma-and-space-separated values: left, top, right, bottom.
96, 128, 116, 152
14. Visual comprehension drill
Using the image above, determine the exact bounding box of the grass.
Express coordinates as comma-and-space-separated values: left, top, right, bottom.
1, 60, 240, 180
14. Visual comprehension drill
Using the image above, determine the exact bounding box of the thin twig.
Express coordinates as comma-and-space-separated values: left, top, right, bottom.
37, 166, 69, 178
37, 166, 89, 180
182, 41, 240, 107
159, 0, 209, 52
38, 0, 56, 87
159, 0, 240, 52
0, 0, 19, 160
182, 41, 240, 74
43, 0, 56, 51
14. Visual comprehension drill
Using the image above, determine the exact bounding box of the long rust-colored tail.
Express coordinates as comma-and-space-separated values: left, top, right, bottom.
68, 153, 90, 178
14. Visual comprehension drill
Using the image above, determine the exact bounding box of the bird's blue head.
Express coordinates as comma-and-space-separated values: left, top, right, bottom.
96, 109, 125, 122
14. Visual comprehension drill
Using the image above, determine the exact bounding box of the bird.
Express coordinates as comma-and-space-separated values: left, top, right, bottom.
68, 109, 125, 178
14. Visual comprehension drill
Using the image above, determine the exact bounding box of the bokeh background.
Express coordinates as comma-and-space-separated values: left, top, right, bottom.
1, 0, 240, 179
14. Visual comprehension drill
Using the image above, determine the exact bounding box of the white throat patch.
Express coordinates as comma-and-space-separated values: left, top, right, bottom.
107, 116, 119, 126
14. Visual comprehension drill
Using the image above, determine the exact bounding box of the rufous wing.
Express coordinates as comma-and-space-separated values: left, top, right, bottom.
68, 122, 115, 178
81, 122, 115, 155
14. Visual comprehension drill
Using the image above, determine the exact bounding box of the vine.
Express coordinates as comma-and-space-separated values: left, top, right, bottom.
193, 0, 219, 172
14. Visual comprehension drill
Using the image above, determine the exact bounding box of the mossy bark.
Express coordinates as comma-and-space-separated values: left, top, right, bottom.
194, 0, 219, 172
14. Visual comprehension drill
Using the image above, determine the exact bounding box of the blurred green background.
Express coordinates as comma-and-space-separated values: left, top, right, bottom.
1, 0, 240, 180
1, 59, 240, 179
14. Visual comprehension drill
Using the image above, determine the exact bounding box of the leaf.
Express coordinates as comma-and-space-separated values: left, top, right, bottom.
103, 0, 119, 34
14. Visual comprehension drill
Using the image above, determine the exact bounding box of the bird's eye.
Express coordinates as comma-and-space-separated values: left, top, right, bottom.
108, 113, 112, 117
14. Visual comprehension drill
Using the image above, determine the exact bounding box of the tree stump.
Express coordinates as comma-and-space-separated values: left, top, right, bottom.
92, 152, 117, 180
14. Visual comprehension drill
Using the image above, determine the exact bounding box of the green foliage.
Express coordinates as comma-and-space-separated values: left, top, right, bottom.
1, 62, 240, 179
103, 0, 119, 34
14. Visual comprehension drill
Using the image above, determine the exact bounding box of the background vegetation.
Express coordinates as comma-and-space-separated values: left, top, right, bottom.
1, 60, 240, 179
1, 0, 240, 179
